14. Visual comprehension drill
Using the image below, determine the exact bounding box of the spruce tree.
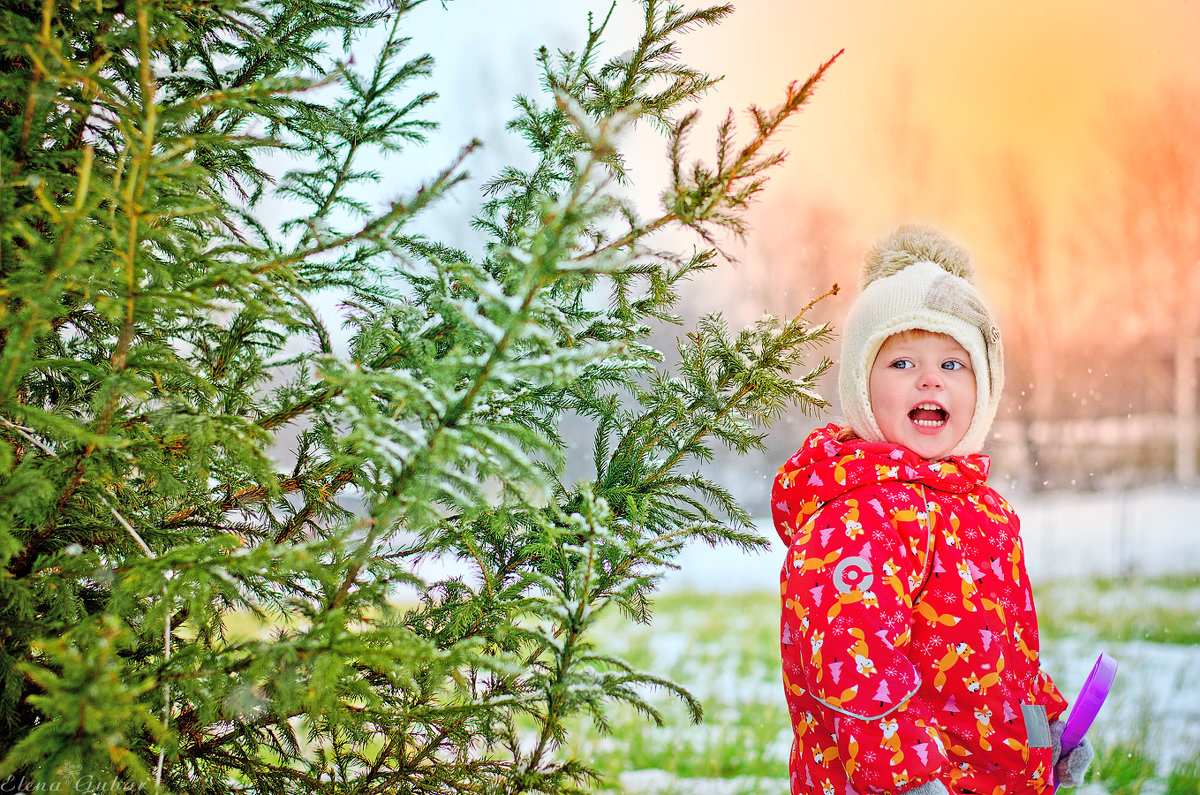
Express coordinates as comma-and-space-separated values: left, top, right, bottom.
0, 1, 838, 791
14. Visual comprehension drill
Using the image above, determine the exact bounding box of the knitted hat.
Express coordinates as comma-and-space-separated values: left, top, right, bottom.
838, 224, 1004, 456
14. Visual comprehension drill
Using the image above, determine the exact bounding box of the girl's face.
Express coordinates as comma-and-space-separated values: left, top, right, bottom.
868, 331, 976, 460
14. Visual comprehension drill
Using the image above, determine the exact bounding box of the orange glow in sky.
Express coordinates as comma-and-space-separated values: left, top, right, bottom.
674, 0, 1200, 273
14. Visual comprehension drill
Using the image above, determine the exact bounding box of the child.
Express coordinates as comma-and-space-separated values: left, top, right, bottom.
772, 225, 1093, 795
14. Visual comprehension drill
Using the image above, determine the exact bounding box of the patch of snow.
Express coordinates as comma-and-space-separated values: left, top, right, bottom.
613, 770, 783, 795
1044, 637, 1200, 774
662, 485, 1200, 592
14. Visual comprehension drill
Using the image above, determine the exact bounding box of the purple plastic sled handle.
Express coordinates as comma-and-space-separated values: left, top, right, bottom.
1059, 652, 1118, 753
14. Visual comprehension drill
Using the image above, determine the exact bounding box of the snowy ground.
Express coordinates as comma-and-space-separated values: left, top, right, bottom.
610, 773, 1139, 795
644, 484, 1200, 795
661, 484, 1200, 591
606, 630, 1200, 795
1046, 636, 1200, 770
403, 485, 1200, 793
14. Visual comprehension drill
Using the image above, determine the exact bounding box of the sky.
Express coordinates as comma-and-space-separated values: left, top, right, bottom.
387, 0, 1200, 305
673, 0, 1200, 250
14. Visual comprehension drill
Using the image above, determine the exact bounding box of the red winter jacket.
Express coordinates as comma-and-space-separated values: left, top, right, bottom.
773, 424, 1067, 795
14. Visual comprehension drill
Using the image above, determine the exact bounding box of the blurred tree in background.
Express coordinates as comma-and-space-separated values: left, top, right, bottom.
1106, 85, 1200, 485
0, 0, 835, 791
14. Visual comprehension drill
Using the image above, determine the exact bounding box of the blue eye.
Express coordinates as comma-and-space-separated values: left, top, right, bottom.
890, 359, 913, 370
942, 360, 966, 371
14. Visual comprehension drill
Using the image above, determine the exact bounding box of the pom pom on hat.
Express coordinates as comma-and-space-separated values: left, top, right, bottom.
838, 224, 1004, 457
862, 224, 975, 286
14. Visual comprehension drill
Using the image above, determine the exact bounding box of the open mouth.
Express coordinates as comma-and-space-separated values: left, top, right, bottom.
908, 402, 948, 428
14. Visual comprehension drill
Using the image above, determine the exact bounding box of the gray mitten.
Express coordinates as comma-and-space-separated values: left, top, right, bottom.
1050, 719, 1095, 787
902, 781, 949, 795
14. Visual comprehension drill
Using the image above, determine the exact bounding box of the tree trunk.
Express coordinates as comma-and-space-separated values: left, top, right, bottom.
1176, 327, 1198, 484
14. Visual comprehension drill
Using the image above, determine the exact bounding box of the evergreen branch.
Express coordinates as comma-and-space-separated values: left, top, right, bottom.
334, 112, 630, 610
258, 138, 477, 275
0, 1, 840, 787
106, 499, 154, 559
586, 47, 842, 260
63, 24, 108, 155
0, 415, 155, 561
327, 249, 563, 602
0, 415, 53, 455
11, 8, 169, 579
14, 0, 51, 160
297, 4, 434, 237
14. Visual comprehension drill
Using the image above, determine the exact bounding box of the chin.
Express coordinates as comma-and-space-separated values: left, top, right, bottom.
903, 433, 958, 460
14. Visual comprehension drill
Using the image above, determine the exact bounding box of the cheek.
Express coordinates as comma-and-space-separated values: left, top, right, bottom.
868, 372, 902, 420
867, 370, 889, 416
956, 376, 978, 418
867, 360, 895, 405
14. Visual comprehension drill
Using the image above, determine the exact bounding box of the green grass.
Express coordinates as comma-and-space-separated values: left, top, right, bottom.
1091, 739, 1158, 795
1166, 756, 1200, 795
219, 578, 1200, 794
565, 578, 1200, 795
561, 590, 790, 791
572, 706, 788, 780
1035, 575, 1200, 644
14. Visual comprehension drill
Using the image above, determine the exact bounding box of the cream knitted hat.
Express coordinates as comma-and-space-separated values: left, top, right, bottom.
838, 224, 1004, 456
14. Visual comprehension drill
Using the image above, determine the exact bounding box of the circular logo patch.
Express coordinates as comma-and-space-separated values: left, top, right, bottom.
833, 556, 873, 594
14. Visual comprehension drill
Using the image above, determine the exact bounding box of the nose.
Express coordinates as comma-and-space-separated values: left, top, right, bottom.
919, 363, 944, 389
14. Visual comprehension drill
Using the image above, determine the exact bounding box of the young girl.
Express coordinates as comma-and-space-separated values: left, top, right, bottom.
772, 226, 1093, 795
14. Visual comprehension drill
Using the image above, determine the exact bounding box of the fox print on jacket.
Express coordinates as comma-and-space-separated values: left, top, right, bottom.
773, 424, 1066, 795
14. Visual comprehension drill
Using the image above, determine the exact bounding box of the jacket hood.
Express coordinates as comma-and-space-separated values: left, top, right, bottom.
772, 423, 991, 546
